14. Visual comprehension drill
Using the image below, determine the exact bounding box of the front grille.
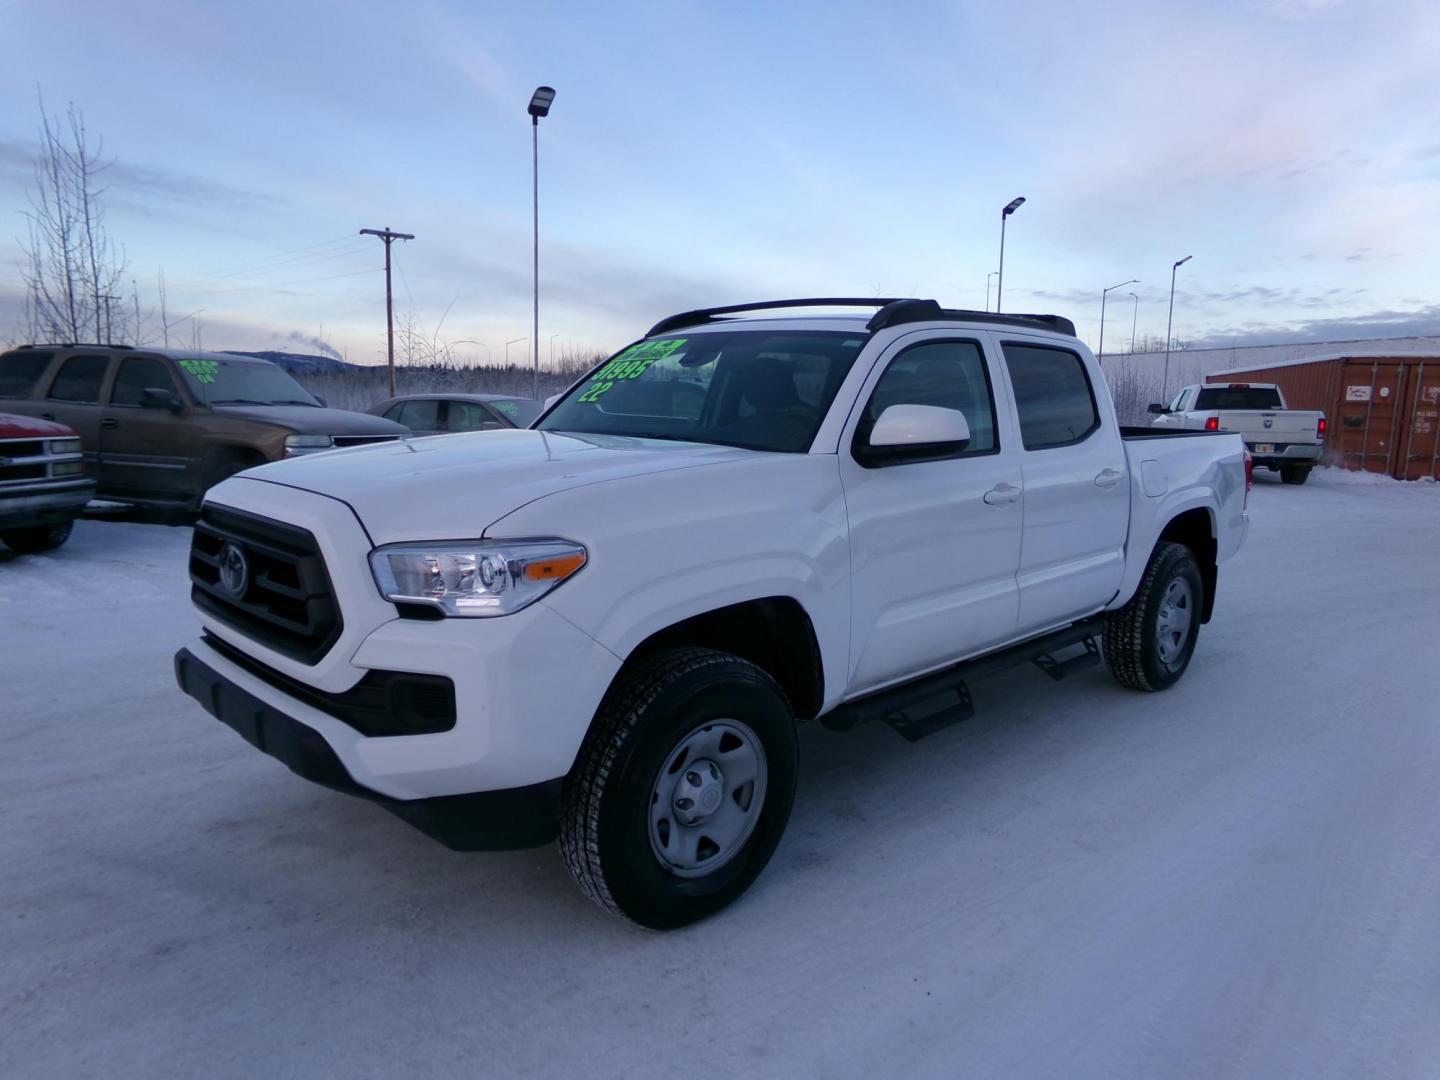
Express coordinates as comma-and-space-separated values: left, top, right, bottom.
333, 434, 400, 449
0, 463, 45, 482
189, 505, 342, 664
0, 438, 45, 458
0, 436, 82, 488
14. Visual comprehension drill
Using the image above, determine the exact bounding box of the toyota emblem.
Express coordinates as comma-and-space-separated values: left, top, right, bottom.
218, 541, 249, 598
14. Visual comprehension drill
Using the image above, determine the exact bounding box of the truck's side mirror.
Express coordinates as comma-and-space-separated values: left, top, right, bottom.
1148, 403, 1167, 415
140, 387, 183, 413
858, 404, 971, 466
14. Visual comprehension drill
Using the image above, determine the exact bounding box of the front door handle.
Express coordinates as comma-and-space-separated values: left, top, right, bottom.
100, 418, 118, 429
1094, 468, 1124, 489
983, 482, 1021, 506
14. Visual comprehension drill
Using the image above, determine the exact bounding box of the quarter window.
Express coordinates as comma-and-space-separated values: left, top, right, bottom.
47, 355, 109, 403
856, 340, 997, 458
0, 351, 54, 398
111, 358, 177, 406
1002, 344, 1100, 449
395, 399, 442, 430
446, 401, 505, 432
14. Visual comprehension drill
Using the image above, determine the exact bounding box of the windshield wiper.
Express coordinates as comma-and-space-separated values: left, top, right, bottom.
209, 398, 274, 406
272, 399, 322, 407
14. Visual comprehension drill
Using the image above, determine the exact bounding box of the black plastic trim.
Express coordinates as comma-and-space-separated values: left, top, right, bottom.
174, 647, 561, 850
646, 297, 1077, 338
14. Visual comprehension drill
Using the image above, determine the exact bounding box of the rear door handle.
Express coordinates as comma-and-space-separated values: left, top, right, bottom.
100, 418, 118, 429
1094, 468, 1124, 489
983, 482, 1021, 506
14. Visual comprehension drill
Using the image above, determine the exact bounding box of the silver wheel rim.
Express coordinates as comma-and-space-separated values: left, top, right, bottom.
1155, 577, 1194, 669
648, 720, 767, 879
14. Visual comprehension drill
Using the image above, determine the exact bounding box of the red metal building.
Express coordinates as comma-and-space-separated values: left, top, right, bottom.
1205, 355, 1440, 481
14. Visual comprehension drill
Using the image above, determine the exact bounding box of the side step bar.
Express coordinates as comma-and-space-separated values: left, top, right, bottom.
819, 617, 1105, 743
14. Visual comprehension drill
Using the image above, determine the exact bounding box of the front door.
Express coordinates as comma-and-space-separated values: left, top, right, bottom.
839, 333, 1024, 693
998, 339, 1130, 632
100, 355, 197, 502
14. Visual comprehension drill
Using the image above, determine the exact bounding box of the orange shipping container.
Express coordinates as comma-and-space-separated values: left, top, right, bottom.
1205, 355, 1440, 481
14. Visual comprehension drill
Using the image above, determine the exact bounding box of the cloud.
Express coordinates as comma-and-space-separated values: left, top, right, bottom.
1193, 303, 1440, 347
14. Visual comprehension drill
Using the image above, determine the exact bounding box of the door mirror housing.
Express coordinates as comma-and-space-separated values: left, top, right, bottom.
859, 404, 971, 466
140, 387, 182, 412
1148, 402, 1168, 415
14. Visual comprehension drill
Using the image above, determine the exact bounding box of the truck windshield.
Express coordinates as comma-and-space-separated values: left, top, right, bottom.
537, 331, 866, 452
174, 357, 320, 407
1195, 386, 1282, 410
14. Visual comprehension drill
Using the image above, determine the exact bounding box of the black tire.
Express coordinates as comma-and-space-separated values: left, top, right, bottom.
0, 520, 74, 554
560, 647, 798, 929
1280, 464, 1311, 485
1104, 541, 1204, 692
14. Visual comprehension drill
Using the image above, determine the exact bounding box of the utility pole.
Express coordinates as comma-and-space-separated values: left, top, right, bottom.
360, 227, 415, 397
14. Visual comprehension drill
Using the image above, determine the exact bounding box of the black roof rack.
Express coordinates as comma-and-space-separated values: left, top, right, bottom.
646, 298, 1075, 338
13, 342, 135, 350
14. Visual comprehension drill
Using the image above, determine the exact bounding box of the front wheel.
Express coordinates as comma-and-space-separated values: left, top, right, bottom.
1104, 542, 1204, 691
1, 520, 74, 553
559, 648, 798, 929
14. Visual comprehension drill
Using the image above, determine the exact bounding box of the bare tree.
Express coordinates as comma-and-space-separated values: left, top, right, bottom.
19, 97, 129, 344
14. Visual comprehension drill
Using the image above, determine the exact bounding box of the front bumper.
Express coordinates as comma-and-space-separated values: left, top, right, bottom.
174, 646, 562, 850
0, 479, 95, 529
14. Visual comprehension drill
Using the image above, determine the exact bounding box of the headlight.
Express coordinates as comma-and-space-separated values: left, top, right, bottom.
284, 434, 335, 456
369, 538, 587, 617
48, 438, 82, 455
52, 461, 85, 476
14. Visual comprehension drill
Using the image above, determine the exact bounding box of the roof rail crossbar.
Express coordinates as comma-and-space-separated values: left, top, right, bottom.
648, 298, 903, 337
646, 297, 1076, 338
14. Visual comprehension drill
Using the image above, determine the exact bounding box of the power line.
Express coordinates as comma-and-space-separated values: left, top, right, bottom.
198, 233, 364, 281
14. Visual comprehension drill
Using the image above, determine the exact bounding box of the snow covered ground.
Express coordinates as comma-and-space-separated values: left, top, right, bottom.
2, 470, 1437, 1079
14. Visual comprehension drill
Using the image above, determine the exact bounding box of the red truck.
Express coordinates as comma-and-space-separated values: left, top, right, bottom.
0, 411, 95, 553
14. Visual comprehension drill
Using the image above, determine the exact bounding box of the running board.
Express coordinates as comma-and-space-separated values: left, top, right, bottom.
820, 618, 1104, 742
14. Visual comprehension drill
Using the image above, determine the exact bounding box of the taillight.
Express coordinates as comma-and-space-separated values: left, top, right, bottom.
1204, 415, 1220, 432
1317, 416, 1327, 439
1243, 450, 1253, 509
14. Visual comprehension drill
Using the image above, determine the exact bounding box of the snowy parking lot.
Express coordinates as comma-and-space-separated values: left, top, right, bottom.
3, 470, 1438, 1079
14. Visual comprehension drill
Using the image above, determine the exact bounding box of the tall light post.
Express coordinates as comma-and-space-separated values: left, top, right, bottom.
506, 337, 527, 367
995, 196, 1025, 313
985, 271, 999, 312
528, 85, 556, 400
1097, 278, 1138, 366
1162, 255, 1193, 400
1129, 292, 1139, 353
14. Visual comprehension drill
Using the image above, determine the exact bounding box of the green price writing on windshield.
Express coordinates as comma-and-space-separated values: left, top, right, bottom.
178, 359, 219, 384
577, 339, 687, 401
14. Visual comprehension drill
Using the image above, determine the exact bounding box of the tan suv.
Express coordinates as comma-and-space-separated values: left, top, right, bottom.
0, 345, 407, 510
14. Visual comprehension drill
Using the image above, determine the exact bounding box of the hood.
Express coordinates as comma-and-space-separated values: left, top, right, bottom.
211, 404, 408, 436
0, 411, 76, 438
240, 428, 757, 542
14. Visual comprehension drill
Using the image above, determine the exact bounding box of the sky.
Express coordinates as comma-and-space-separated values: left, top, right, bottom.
1, 0, 1438, 366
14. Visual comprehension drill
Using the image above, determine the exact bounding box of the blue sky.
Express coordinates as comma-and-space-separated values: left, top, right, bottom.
2, 0, 1438, 364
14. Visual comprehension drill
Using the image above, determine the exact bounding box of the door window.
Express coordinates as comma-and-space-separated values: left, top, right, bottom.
445, 401, 506, 432
1002, 344, 1100, 449
47, 355, 110, 403
855, 339, 997, 459
0, 351, 55, 398
110, 358, 177, 406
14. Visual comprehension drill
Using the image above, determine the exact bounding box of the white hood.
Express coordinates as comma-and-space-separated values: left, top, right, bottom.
237, 429, 757, 544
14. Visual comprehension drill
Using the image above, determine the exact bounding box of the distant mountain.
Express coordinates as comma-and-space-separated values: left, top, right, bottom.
221, 350, 363, 375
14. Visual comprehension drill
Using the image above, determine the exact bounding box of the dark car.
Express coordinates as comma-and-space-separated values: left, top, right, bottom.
0, 411, 95, 553
369, 394, 543, 436
0, 344, 408, 511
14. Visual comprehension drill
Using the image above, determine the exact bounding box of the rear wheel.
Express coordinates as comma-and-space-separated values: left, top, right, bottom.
1280, 464, 1311, 485
1104, 542, 1204, 691
0, 520, 74, 554
560, 647, 798, 929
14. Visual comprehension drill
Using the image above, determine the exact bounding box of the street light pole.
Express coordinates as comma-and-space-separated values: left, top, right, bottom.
985, 271, 998, 313
1129, 292, 1139, 353
996, 197, 1025, 313
1098, 278, 1138, 366
1162, 255, 1193, 400
506, 337, 527, 367
528, 86, 556, 402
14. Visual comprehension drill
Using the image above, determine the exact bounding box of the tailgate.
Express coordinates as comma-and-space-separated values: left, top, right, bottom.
1217, 410, 1319, 443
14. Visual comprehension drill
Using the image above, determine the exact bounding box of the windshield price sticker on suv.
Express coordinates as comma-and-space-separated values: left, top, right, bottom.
576, 339, 687, 403
178, 359, 219, 384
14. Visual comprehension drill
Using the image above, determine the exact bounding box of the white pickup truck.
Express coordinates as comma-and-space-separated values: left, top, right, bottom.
1150, 382, 1326, 484
174, 298, 1248, 928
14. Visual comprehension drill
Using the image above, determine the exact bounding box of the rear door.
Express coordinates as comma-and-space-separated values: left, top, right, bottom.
37, 353, 111, 479
839, 332, 1024, 691
100, 355, 199, 501
999, 338, 1129, 633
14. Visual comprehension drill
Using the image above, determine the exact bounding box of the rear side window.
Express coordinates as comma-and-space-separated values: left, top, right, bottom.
446, 401, 505, 432
395, 399, 442, 429
47, 355, 110, 403
1195, 386, 1283, 410
0, 351, 54, 398
857, 340, 997, 456
1002, 344, 1100, 449
111, 358, 177, 406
